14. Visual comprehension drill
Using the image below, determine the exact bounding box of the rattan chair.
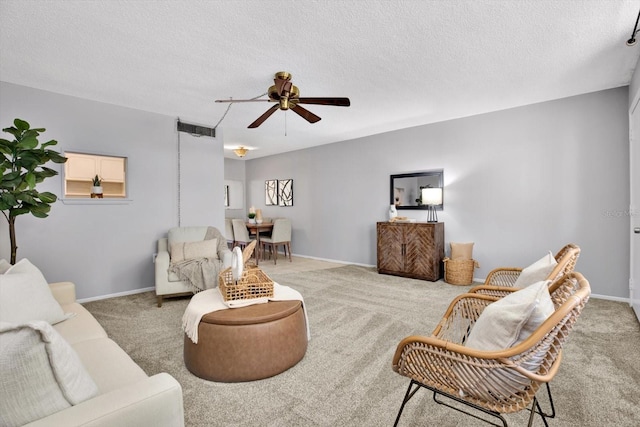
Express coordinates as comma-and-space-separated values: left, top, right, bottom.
483, 243, 580, 288
391, 272, 591, 427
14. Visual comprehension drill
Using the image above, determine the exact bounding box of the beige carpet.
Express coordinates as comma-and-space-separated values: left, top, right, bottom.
83, 265, 640, 427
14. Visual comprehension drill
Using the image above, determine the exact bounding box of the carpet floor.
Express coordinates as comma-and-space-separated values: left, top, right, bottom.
83, 265, 640, 426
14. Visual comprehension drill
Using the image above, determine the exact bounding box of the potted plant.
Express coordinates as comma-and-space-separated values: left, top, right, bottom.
92, 175, 103, 196
0, 118, 67, 264
247, 212, 257, 224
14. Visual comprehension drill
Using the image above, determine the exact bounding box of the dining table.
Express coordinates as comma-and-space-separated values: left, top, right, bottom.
245, 222, 274, 265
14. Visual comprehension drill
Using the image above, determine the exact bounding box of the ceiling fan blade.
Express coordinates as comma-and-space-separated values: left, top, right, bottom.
295, 97, 351, 107
248, 105, 279, 128
291, 105, 321, 124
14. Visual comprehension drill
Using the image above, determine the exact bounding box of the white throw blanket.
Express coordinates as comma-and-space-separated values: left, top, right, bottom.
182, 282, 310, 344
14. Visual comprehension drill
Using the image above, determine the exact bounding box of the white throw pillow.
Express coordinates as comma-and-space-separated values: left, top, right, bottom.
465, 280, 554, 351
170, 238, 218, 263
0, 321, 98, 427
0, 259, 70, 324
513, 251, 557, 288
0, 259, 11, 274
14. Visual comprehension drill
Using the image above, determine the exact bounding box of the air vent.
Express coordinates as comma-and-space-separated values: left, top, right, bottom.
177, 121, 215, 138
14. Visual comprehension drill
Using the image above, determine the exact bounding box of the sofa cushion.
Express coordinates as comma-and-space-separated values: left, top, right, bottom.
53, 302, 108, 345
513, 251, 558, 288
170, 238, 219, 263
0, 321, 98, 427
72, 338, 148, 394
0, 259, 72, 325
465, 280, 555, 351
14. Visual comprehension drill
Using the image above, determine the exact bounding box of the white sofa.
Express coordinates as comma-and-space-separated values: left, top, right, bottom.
25, 281, 185, 427
155, 226, 232, 307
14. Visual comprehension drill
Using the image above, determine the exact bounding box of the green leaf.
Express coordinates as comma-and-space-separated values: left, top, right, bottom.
3, 170, 20, 181
41, 139, 58, 148
10, 207, 30, 217
2, 127, 21, 138
13, 119, 30, 131
24, 172, 36, 189
0, 192, 18, 207
16, 192, 36, 204
17, 136, 38, 150
31, 210, 49, 218
38, 191, 57, 203
46, 151, 67, 163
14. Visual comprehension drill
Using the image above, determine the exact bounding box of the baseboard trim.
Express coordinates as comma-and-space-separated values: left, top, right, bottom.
290, 253, 375, 268
590, 293, 630, 303
78, 286, 155, 303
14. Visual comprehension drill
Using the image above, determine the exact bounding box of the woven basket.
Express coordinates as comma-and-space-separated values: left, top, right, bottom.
443, 258, 478, 285
218, 240, 273, 301
218, 267, 274, 301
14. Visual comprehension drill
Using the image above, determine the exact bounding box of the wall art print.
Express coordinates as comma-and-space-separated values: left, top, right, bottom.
278, 179, 293, 206
265, 179, 278, 205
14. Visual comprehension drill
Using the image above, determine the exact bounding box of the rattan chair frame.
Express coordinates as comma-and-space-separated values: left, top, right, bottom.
391, 272, 590, 426
482, 244, 580, 290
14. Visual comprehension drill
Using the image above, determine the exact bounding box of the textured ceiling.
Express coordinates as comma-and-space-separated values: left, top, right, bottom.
1, 0, 639, 159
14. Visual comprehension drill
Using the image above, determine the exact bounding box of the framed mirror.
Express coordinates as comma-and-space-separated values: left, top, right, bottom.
390, 170, 443, 210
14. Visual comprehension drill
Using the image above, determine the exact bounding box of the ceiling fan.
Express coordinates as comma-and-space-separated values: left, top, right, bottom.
215, 72, 350, 128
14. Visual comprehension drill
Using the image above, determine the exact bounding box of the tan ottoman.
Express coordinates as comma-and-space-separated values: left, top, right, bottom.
184, 300, 307, 382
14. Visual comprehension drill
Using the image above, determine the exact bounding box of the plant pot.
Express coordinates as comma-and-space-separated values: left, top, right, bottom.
92, 186, 103, 195
248, 218, 256, 224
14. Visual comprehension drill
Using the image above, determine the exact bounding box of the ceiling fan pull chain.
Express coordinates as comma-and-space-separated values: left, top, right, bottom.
285, 110, 288, 136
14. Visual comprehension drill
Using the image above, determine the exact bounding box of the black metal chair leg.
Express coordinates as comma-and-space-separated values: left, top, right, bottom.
536, 382, 556, 419
393, 380, 421, 427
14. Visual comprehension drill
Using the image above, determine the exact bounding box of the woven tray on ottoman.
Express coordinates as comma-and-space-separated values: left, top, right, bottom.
218, 267, 274, 301
443, 258, 478, 285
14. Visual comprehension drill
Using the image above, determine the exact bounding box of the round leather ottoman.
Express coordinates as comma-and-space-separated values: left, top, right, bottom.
184, 300, 307, 382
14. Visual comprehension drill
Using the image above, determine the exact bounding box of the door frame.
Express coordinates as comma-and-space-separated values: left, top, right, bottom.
629, 94, 640, 321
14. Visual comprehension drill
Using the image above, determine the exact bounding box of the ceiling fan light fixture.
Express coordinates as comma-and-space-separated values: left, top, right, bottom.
234, 147, 249, 157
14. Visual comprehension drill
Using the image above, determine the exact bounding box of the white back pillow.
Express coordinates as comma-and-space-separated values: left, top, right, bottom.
513, 251, 557, 288
0, 259, 70, 325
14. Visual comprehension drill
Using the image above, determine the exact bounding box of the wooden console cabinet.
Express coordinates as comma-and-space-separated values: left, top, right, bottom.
377, 221, 444, 281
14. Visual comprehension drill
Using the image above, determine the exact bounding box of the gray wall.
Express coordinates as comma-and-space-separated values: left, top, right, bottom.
245, 87, 630, 299
0, 82, 225, 299
1, 82, 630, 300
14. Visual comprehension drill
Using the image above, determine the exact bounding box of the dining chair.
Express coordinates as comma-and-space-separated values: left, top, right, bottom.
224, 218, 235, 249
260, 218, 292, 264
231, 219, 253, 251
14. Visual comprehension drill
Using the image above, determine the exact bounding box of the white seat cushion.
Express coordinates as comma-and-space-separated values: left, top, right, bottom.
53, 303, 108, 345
71, 338, 148, 394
